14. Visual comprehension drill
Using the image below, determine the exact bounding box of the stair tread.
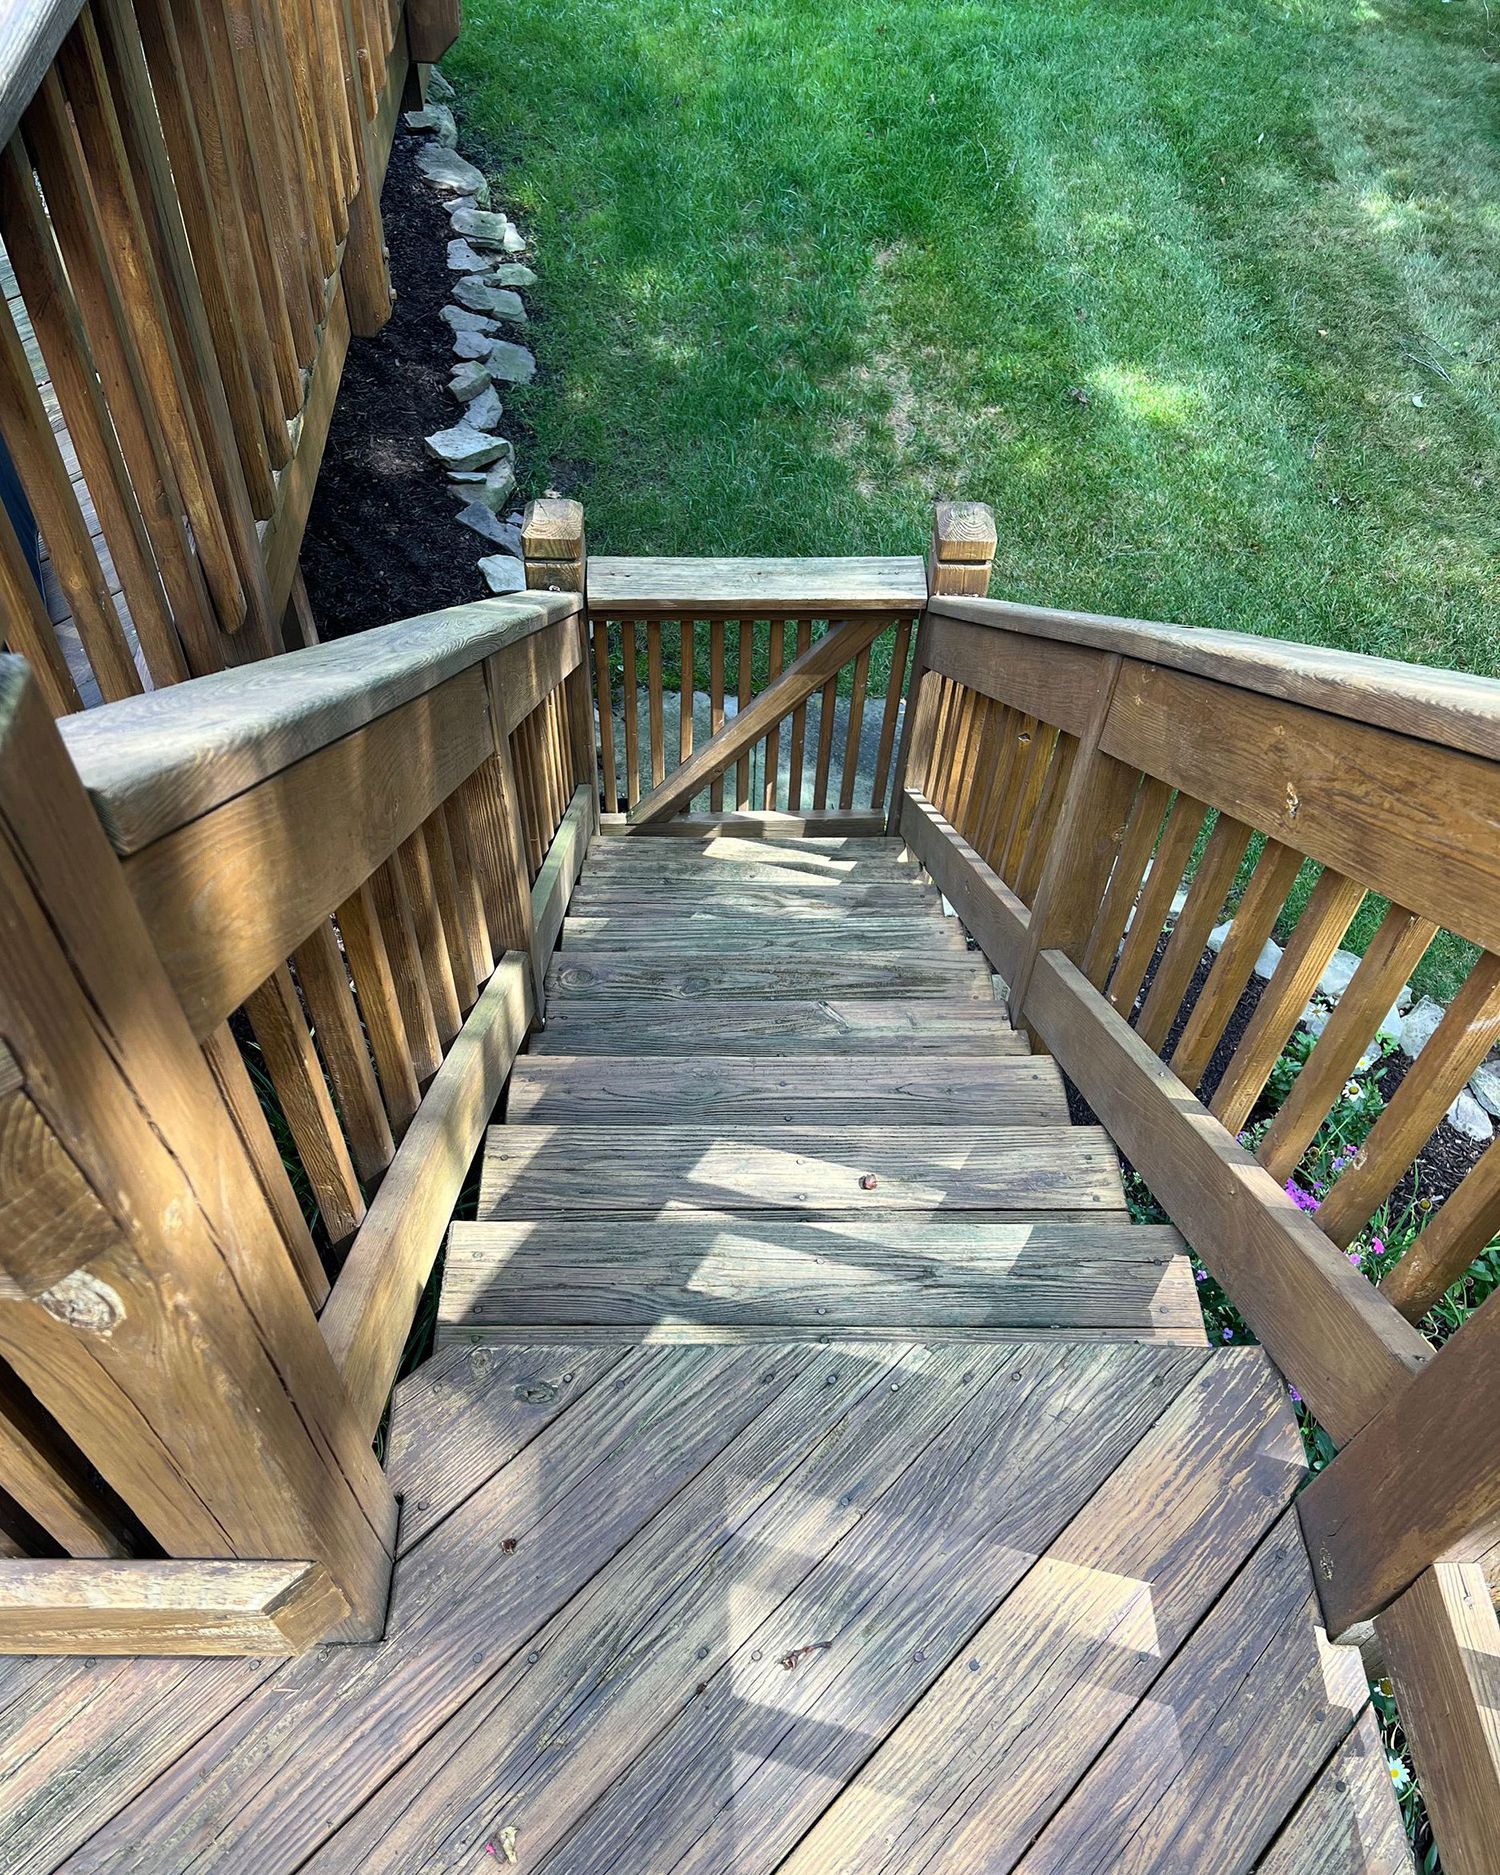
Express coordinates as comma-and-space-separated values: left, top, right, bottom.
530, 1000, 1027, 1054
440, 1215, 1202, 1344
478, 1123, 1126, 1216
546, 951, 997, 1001
558, 917, 968, 953
507, 1054, 1070, 1125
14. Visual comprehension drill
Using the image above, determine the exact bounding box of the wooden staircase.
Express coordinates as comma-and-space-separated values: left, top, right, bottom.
439, 833, 1207, 1346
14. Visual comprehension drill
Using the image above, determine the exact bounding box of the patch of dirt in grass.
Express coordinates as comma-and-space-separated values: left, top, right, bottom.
300, 129, 536, 638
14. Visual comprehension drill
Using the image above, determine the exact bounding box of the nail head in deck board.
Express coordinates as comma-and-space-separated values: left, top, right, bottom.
442, 1216, 1204, 1340
586, 555, 926, 617
0, 1560, 346, 1655
504, 1055, 1069, 1125
479, 1125, 1127, 1216
529, 999, 1030, 1054
545, 952, 997, 1002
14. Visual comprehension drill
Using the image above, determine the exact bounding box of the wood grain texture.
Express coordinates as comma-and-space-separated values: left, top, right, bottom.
546, 951, 996, 1002
587, 555, 925, 615
480, 1124, 1127, 1216
559, 913, 964, 952
1256, 1707, 1412, 1875
531, 999, 1029, 1054
0, 1560, 345, 1654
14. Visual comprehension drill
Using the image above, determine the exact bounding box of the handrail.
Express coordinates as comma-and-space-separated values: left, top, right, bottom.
0, 530, 597, 1651
0, 0, 84, 148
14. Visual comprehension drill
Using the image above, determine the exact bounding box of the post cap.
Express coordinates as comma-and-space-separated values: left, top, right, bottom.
521, 498, 585, 556
931, 501, 997, 564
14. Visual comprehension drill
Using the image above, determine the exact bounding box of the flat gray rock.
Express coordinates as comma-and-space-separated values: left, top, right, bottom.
1399, 995, 1446, 1059
425, 423, 509, 469
441, 303, 499, 335
453, 278, 528, 322
448, 452, 517, 511
488, 264, 538, 288
417, 144, 489, 204
405, 104, 457, 147
426, 68, 456, 102
449, 360, 491, 401
465, 384, 504, 431
448, 237, 490, 273
486, 339, 537, 383
451, 203, 511, 247
479, 554, 527, 594
457, 502, 512, 545
1447, 1088, 1493, 1144
453, 330, 496, 361
1470, 1060, 1500, 1117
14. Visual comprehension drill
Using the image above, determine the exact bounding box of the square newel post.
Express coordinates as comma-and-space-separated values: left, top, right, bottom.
523, 498, 598, 834
887, 499, 997, 832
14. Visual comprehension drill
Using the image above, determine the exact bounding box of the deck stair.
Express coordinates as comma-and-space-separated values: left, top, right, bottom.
439, 833, 1209, 1346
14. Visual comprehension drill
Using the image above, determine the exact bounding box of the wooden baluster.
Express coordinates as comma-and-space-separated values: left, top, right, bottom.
812, 635, 838, 812
0, 1355, 136, 1557
1014, 731, 1077, 905
971, 701, 1019, 861
921, 675, 958, 814
200, 1023, 327, 1305
1170, 841, 1305, 1093
350, 0, 382, 116
1079, 773, 1167, 989
55, 15, 254, 644
425, 805, 478, 1013
945, 688, 986, 838
291, 919, 395, 1182
334, 879, 420, 1136
1134, 812, 1252, 1053
189, 0, 307, 402
128, 0, 281, 510
620, 620, 641, 809
366, 852, 441, 1082
243, 964, 365, 1243
868, 616, 912, 814
594, 622, 619, 813
442, 792, 496, 990
244, 0, 329, 321
1258, 904, 1436, 1181
999, 719, 1060, 878
285, 0, 347, 249
646, 621, 665, 788
0, 138, 185, 690
336, 0, 393, 336
512, 718, 543, 875
708, 619, 725, 811
786, 619, 812, 810
1383, 1139, 1500, 1323
397, 824, 463, 1050
1317, 952, 1500, 1248
736, 619, 753, 810
679, 620, 695, 770
1210, 868, 1367, 1136
763, 621, 784, 811
0, 477, 81, 715
1107, 792, 1207, 1017
839, 641, 871, 811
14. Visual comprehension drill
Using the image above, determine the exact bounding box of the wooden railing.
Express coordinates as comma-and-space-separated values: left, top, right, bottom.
895, 556, 1500, 1872
0, 516, 594, 1652
0, 0, 449, 714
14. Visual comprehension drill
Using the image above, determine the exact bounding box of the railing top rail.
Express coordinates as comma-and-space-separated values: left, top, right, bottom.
928, 594, 1500, 762
587, 554, 927, 617
0, 0, 83, 147
59, 593, 580, 855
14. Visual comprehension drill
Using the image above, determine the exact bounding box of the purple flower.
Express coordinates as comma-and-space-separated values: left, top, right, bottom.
1220, 1327, 1234, 1342
1285, 1179, 1320, 1213
1194, 1268, 1208, 1283
1290, 1388, 1302, 1405
1370, 1236, 1385, 1257
1347, 1250, 1362, 1268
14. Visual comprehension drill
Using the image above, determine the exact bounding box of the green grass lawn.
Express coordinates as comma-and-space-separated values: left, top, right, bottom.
449, 0, 1497, 680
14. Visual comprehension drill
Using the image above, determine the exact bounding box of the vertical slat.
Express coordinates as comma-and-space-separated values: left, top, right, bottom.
1170, 841, 1306, 1092
812, 647, 838, 812
786, 618, 812, 811
763, 620, 784, 811
0, 1362, 134, 1557
0, 293, 140, 700
1014, 731, 1077, 906
279, 0, 343, 262
366, 853, 441, 1083
1383, 1140, 1500, 1322
200, 1021, 328, 1305
1107, 791, 1207, 1018
0, 137, 185, 689
397, 825, 463, 1050
735, 619, 753, 811
54, 15, 251, 638
593, 619, 619, 814
334, 880, 420, 1137
1258, 905, 1437, 1182
620, 619, 641, 809
0, 484, 81, 715
1134, 813, 1253, 1053
1377, 1562, 1500, 1875
1317, 951, 1500, 1248
999, 719, 1060, 880
868, 616, 911, 813
243, 964, 365, 1243
646, 621, 665, 788
458, 744, 533, 960
291, 919, 395, 1183
708, 619, 725, 812
442, 791, 496, 990
679, 620, 694, 768
244, 0, 327, 322
972, 701, 1022, 861
1210, 868, 1367, 1136
189, 0, 305, 407
426, 804, 478, 1012
513, 716, 544, 873
839, 641, 871, 811
1080, 774, 1169, 988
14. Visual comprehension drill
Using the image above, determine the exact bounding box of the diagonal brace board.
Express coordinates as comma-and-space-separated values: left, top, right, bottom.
626, 615, 898, 827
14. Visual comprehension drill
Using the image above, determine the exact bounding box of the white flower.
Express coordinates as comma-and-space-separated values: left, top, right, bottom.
1387, 1755, 1410, 1792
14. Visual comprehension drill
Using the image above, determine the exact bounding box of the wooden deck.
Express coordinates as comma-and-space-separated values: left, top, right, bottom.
0, 834, 1410, 1872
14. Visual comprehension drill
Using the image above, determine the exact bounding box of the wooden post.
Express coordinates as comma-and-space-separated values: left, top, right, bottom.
887, 500, 996, 833
0, 657, 396, 1644
522, 498, 586, 594
406, 0, 463, 64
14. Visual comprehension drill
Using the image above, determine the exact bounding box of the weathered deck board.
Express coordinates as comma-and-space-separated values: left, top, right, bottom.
530, 1000, 1028, 1054
546, 951, 996, 1001
505, 1054, 1071, 1125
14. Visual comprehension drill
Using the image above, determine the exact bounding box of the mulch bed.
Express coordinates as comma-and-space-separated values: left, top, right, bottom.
299, 129, 536, 639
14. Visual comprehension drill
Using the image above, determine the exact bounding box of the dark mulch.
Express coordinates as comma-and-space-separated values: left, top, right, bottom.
299, 129, 533, 639
1061, 934, 1487, 1211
